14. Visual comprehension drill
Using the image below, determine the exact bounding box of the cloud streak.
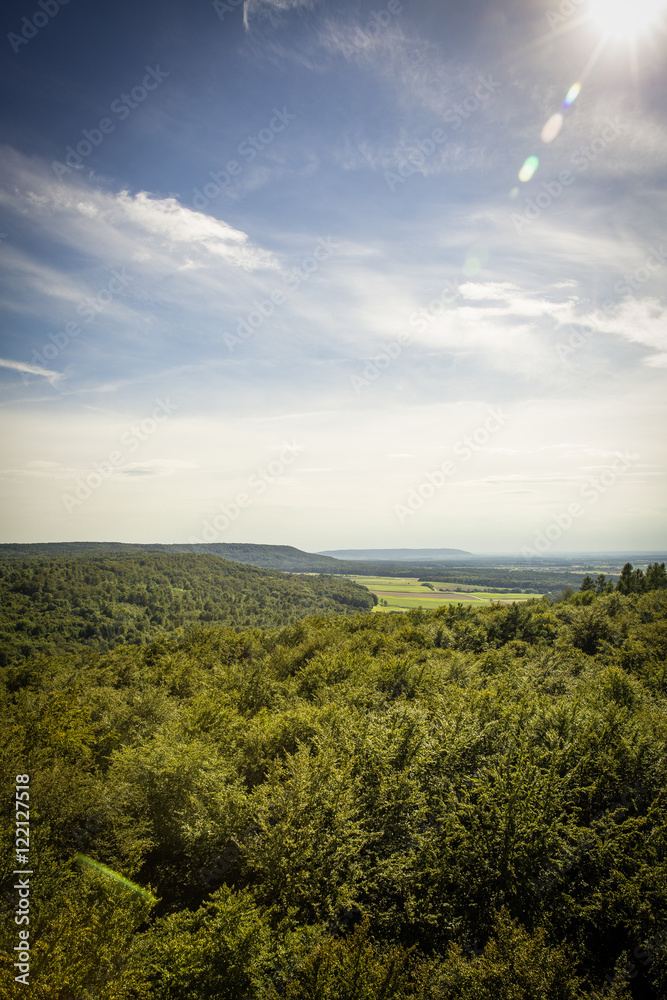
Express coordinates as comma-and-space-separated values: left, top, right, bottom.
0, 357, 61, 386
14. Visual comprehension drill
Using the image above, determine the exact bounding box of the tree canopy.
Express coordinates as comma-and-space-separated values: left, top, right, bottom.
2, 558, 667, 998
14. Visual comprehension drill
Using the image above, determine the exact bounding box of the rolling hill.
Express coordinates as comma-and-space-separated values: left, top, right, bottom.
0, 541, 346, 573
0, 551, 374, 664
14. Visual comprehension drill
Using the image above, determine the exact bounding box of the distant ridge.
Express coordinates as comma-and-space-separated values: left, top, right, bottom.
0, 541, 348, 574
318, 548, 472, 561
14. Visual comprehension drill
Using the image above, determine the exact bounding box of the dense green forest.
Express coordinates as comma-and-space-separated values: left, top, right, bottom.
0, 554, 375, 665
2, 567, 667, 997
5, 542, 665, 594
0, 543, 347, 575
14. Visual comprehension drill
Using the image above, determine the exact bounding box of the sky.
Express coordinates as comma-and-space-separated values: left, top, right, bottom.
0, 0, 666, 555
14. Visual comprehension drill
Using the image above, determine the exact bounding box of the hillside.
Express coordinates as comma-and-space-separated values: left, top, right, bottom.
193, 543, 349, 572
0, 552, 374, 664
1, 587, 667, 997
0, 543, 616, 595
0, 541, 347, 573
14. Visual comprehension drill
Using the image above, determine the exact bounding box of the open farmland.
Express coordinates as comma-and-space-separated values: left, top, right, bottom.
348, 575, 539, 613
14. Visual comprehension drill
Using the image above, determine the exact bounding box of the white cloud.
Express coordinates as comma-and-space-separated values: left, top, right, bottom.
583, 296, 667, 364
113, 191, 270, 269
0, 357, 61, 385
0, 146, 276, 276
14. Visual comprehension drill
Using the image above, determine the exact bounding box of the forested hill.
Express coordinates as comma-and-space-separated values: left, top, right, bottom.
0, 552, 374, 664
0, 541, 347, 573
191, 543, 348, 572
2, 587, 667, 997
3, 543, 663, 594
3, 543, 659, 593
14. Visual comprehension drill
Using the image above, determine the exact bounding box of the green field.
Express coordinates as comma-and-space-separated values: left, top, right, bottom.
348, 575, 538, 613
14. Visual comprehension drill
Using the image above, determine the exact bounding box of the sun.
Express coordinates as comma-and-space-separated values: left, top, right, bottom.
588, 0, 667, 38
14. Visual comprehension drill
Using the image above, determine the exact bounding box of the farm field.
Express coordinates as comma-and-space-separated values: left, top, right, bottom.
348, 575, 538, 612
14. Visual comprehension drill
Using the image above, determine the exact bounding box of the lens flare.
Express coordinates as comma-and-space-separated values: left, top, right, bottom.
563, 83, 581, 108
463, 244, 489, 276
518, 156, 539, 182
75, 853, 157, 903
541, 113, 564, 144
589, 0, 667, 37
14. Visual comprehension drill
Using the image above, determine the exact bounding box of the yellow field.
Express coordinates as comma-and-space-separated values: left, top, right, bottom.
347, 576, 535, 613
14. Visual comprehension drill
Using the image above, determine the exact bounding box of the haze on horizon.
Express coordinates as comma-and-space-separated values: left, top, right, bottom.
0, 0, 665, 555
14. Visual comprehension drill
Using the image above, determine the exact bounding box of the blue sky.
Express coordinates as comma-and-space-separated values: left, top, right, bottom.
0, 0, 665, 553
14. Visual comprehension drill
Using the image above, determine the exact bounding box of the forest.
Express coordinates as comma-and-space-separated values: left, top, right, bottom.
1, 556, 667, 998
0, 543, 348, 574
0, 553, 375, 665
4, 541, 658, 594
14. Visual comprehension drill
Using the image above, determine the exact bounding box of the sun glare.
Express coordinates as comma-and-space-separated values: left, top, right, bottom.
589, 0, 666, 37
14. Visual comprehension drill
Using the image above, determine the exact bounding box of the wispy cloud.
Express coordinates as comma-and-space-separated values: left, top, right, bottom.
0, 357, 61, 385
116, 459, 198, 477
0, 149, 275, 275
584, 296, 667, 366
1, 0, 666, 552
